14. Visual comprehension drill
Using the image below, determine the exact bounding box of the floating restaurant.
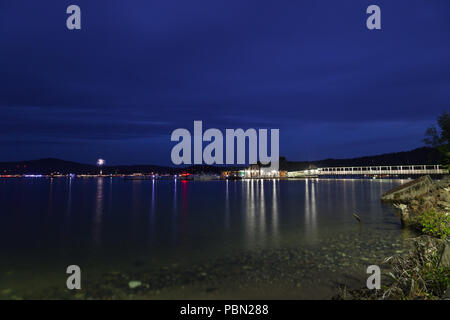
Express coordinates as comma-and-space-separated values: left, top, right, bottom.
222, 163, 287, 179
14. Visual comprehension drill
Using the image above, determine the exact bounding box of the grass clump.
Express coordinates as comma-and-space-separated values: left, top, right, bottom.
382, 236, 449, 299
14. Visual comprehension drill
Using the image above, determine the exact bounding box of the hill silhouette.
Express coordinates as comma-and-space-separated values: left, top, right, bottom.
0, 147, 441, 175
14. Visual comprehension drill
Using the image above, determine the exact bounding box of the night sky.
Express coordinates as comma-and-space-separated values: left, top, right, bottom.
1, 1, 449, 165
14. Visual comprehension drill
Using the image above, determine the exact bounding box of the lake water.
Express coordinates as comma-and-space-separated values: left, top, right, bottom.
0, 178, 416, 299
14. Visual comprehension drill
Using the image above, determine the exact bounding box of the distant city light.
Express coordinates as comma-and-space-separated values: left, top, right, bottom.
97, 159, 105, 166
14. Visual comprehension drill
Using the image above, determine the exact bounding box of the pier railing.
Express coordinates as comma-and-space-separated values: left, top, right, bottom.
315, 164, 446, 176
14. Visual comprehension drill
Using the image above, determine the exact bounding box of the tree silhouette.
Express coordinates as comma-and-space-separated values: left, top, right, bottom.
424, 111, 450, 171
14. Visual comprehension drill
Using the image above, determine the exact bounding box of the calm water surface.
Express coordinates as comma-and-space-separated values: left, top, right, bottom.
0, 178, 415, 299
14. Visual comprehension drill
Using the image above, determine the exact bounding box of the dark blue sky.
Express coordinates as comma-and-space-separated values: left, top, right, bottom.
1, 1, 449, 165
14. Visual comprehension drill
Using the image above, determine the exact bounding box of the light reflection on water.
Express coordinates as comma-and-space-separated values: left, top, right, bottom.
0, 178, 409, 251
0, 178, 413, 296
272, 179, 279, 242
93, 178, 104, 246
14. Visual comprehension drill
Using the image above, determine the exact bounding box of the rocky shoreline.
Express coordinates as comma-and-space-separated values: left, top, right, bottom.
388, 176, 450, 228
338, 176, 450, 300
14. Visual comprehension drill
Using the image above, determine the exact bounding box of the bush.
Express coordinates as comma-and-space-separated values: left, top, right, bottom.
423, 263, 450, 297
417, 210, 450, 239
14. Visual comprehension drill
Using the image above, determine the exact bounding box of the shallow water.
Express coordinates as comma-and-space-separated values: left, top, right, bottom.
0, 178, 416, 299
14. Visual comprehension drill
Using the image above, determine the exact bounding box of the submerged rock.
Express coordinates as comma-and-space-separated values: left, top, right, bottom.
128, 281, 142, 289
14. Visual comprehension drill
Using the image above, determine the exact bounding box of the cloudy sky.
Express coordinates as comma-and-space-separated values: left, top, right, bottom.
0, 1, 449, 165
